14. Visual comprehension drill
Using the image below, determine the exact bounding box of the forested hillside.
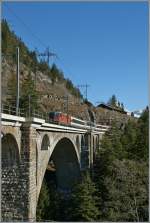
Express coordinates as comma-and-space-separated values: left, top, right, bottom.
2, 19, 82, 96
93, 107, 149, 221
2, 19, 92, 120
2, 19, 134, 123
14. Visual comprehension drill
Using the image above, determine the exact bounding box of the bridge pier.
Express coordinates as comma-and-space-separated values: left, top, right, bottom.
20, 123, 37, 221
89, 133, 94, 168
80, 132, 94, 170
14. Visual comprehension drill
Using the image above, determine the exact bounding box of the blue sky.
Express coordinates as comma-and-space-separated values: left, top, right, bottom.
2, 1, 148, 111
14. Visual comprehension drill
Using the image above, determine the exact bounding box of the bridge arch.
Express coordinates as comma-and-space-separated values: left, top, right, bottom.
1, 133, 21, 221
2, 133, 20, 167
93, 135, 95, 151
96, 135, 99, 148
36, 135, 80, 202
81, 135, 85, 149
81, 134, 90, 169
76, 135, 80, 151
41, 134, 50, 150
50, 137, 80, 190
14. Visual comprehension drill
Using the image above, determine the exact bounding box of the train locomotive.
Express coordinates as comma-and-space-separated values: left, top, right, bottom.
49, 112, 71, 125
49, 111, 97, 129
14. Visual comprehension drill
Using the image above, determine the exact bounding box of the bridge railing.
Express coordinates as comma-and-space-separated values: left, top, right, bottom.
1, 104, 49, 120
1, 104, 111, 131
32, 110, 49, 122
1, 104, 68, 125
1, 104, 26, 117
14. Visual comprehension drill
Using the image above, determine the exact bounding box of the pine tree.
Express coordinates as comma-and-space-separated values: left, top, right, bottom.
19, 71, 39, 114
120, 119, 137, 159
121, 102, 124, 110
36, 180, 50, 221
107, 94, 117, 107
134, 108, 149, 162
93, 109, 149, 221
6, 73, 17, 107
104, 159, 148, 221
118, 101, 121, 107
2, 19, 10, 54
50, 63, 64, 84
68, 172, 100, 221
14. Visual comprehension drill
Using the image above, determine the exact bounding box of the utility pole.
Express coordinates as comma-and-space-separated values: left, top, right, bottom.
28, 94, 31, 117
36, 47, 57, 66
62, 95, 69, 114
66, 95, 69, 123
66, 95, 69, 117
16, 47, 20, 115
46, 47, 56, 65
77, 84, 90, 101
34, 61, 37, 89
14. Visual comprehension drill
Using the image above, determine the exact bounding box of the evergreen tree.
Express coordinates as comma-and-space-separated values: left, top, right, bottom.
120, 119, 137, 159
107, 94, 117, 107
19, 71, 39, 114
121, 102, 124, 110
65, 78, 74, 90
6, 73, 17, 107
36, 180, 50, 221
104, 159, 148, 221
36, 174, 61, 221
53, 192, 73, 221
68, 172, 99, 221
93, 108, 149, 221
2, 19, 10, 54
118, 101, 121, 107
50, 63, 64, 84
100, 122, 126, 161
134, 108, 149, 162
38, 61, 49, 73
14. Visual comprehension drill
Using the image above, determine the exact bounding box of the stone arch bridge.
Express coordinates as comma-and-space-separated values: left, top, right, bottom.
1, 113, 109, 221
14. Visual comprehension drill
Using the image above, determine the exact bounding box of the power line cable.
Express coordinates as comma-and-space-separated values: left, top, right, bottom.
3, 4, 47, 49
3, 4, 85, 102
3, 4, 79, 81
3, 4, 58, 70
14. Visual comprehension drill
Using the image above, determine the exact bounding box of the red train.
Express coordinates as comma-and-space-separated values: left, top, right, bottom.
49, 112, 71, 125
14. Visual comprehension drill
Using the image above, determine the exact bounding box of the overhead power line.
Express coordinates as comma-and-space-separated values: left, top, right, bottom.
77, 84, 90, 100
3, 4, 47, 48
3, 3, 83, 82
35, 47, 57, 66
3, 3, 88, 103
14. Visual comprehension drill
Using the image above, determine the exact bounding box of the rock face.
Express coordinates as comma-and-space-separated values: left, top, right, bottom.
95, 106, 132, 125
2, 58, 131, 124
2, 58, 92, 121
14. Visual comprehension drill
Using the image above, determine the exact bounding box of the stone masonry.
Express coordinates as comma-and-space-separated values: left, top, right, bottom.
2, 121, 101, 221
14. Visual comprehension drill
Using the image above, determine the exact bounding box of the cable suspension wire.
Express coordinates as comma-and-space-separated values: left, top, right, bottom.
3, 4, 78, 78
3, 4, 84, 101
3, 3, 60, 70
3, 4, 47, 49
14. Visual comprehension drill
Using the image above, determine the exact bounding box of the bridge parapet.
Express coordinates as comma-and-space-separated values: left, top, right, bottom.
2, 112, 110, 135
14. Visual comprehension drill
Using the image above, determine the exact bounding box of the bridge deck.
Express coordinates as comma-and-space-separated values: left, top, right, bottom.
2, 113, 110, 134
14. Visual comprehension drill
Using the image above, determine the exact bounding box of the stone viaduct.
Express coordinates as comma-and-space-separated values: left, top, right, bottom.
1, 113, 109, 221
